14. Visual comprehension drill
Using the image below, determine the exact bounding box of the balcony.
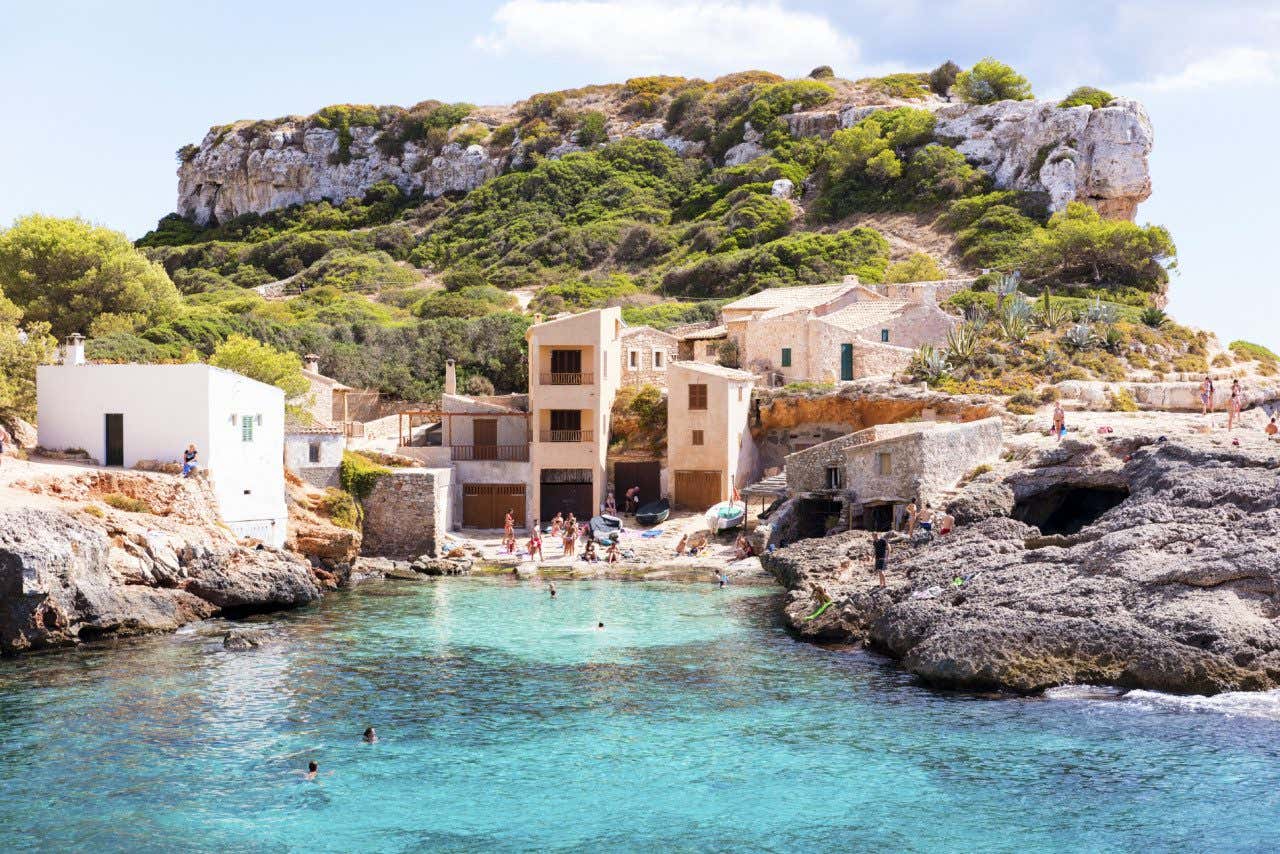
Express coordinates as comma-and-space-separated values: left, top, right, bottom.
450, 444, 530, 462
540, 429, 593, 443
540, 372, 593, 386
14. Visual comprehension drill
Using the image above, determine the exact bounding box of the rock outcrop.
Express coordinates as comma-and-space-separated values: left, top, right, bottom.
765, 436, 1280, 695
0, 471, 323, 653
176, 80, 1152, 225
933, 98, 1152, 219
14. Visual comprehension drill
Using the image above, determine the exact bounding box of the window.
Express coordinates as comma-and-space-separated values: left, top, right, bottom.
705, 342, 717, 358
688, 383, 708, 410
628, 350, 639, 369
780, 347, 792, 367
308, 440, 322, 463
880, 329, 890, 343
737, 386, 744, 402
653, 349, 665, 369
877, 452, 892, 475
692, 429, 704, 446
550, 410, 582, 431
550, 349, 581, 374
825, 466, 843, 489
241, 413, 255, 442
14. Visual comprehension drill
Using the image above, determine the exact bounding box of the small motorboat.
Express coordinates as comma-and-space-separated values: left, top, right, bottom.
635, 499, 670, 526
704, 500, 746, 532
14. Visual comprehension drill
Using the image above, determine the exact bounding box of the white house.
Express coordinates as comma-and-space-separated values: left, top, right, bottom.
36, 338, 288, 546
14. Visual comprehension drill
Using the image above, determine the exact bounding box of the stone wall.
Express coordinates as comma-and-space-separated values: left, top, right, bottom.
622, 327, 679, 387
785, 423, 924, 493
844, 418, 1003, 506
360, 468, 453, 559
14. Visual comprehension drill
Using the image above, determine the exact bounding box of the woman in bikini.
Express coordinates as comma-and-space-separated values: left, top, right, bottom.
1200, 376, 1215, 417
1228, 380, 1243, 431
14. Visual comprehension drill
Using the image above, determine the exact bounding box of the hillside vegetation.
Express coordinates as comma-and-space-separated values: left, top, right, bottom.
0, 60, 1192, 414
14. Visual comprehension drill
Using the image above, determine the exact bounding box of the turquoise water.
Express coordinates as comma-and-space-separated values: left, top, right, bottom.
1, 577, 1279, 852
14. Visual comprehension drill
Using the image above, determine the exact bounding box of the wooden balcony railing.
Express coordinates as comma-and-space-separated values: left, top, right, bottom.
450, 444, 530, 462
540, 429, 593, 443
540, 372, 593, 386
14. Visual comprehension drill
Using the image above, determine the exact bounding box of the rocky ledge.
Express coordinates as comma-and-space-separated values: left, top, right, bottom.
0, 499, 322, 654
765, 436, 1280, 695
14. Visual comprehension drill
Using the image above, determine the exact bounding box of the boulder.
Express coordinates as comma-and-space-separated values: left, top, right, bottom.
223, 628, 270, 650
946, 475, 1014, 524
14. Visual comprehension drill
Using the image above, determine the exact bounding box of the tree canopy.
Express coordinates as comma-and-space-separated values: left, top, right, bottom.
209, 334, 309, 397
954, 59, 1034, 104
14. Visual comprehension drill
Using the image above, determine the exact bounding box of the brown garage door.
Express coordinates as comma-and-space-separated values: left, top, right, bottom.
673, 470, 723, 511
614, 460, 661, 511
462, 484, 526, 529
540, 482, 593, 522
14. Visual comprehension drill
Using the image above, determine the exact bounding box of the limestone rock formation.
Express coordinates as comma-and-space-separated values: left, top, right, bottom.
765, 436, 1280, 695
933, 98, 1152, 218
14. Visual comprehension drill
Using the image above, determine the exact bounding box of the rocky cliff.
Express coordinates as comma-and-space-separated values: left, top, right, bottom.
765, 434, 1280, 695
176, 77, 1151, 225
0, 470, 322, 653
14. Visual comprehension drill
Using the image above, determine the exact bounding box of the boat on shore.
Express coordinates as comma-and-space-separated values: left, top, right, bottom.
704, 500, 745, 532
635, 499, 669, 526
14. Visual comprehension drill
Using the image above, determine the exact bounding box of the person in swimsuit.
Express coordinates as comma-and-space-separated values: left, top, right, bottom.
1052, 403, 1066, 443
548, 581, 557, 598
528, 530, 543, 562
939, 512, 955, 535
916, 503, 935, 535
363, 727, 377, 743
605, 541, 620, 563
1200, 376, 1215, 417
1266, 417, 1278, 439
904, 502, 918, 535
583, 540, 598, 562
1228, 380, 1243, 431
305, 761, 319, 780
717, 572, 727, 588
604, 493, 617, 515
550, 513, 563, 537
872, 534, 889, 588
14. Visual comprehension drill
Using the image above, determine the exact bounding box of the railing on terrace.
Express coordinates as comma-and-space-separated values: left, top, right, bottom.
540, 429, 593, 443
540, 372, 593, 386
450, 444, 530, 462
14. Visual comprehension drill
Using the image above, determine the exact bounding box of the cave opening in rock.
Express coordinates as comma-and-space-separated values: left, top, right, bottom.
1014, 485, 1130, 536
796, 498, 844, 540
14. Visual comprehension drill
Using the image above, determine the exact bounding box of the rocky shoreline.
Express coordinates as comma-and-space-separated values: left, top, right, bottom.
764, 433, 1280, 695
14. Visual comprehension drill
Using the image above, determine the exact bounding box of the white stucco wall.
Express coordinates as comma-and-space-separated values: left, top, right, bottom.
37, 363, 287, 546
666, 362, 756, 501
285, 431, 345, 488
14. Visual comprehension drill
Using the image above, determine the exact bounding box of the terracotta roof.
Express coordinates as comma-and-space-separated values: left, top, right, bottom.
722, 283, 858, 312
672, 360, 756, 381
819, 300, 912, 333
679, 324, 727, 340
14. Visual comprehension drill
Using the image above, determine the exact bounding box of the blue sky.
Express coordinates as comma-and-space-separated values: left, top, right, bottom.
2, 1, 1278, 346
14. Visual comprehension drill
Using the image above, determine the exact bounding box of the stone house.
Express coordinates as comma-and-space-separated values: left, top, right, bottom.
527, 307, 622, 522
285, 420, 345, 489
666, 360, 757, 510
621, 325, 678, 387
677, 324, 728, 363
727, 281, 957, 384
37, 336, 288, 546
785, 417, 1003, 530
361, 467, 453, 559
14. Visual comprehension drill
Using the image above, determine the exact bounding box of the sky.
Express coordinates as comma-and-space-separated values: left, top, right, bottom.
2, 0, 1278, 347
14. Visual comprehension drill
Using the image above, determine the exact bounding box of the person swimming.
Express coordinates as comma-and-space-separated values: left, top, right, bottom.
549, 581, 557, 598
363, 727, 377, 743
717, 572, 727, 588
596, 622, 604, 630
305, 760, 319, 780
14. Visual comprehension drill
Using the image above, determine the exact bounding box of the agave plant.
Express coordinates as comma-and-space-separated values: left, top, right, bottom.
1042, 345, 1064, 369
965, 303, 990, 329
1002, 294, 1033, 322
1063, 322, 1096, 351
945, 323, 979, 364
999, 313, 1030, 344
910, 344, 951, 383
994, 271, 1022, 312
1099, 323, 1125, 353
1037, 300, 1073, 332
1140, 306, 1169, 328
1082, 295, 1118, 325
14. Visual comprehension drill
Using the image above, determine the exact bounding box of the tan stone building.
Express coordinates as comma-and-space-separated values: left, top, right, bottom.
676, 324, 728, 363
527, 307, 623, 521
723, 280, 957, 384
666, 361, 757, 510
785, 417, 1003, 529
621, 325, 678, 387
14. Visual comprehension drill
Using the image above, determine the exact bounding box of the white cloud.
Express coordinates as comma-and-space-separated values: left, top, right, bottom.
1128, 46, 1280, 92
474, 0, 860, 78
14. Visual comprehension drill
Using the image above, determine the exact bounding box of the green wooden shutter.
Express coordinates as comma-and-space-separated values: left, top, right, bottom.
780, 347, 791, 367
840, 343, 854, 381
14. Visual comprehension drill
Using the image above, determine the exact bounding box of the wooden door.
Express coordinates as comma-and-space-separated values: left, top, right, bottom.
473, 418, 498, 460
840, 343, 854, 381
462, 484, 526, 529
614, 461, 661, 510
540, 482, 593, 521
673, 470, 723, 511
104, 414, 124, 467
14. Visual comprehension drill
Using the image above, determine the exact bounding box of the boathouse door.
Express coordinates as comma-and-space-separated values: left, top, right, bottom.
104, 413, 124, 467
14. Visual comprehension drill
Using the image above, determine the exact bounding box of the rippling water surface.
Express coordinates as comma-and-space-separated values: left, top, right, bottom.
1, 577, 1278, 852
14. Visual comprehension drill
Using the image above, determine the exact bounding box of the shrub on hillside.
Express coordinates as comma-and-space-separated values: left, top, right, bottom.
1229, 340, 1279, 363
340, 451, 390, 503
861, 72, 930, 100
103, 493, 153, 514
929, 61, 961, 96
954, 58, 1033, 104
1059, 87, 1115, 109
885, 253, 946, 283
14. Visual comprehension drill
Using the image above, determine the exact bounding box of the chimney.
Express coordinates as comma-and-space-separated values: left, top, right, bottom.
63, 333, 86, 366
444, 359, 457, 395
303, 353, 321, 375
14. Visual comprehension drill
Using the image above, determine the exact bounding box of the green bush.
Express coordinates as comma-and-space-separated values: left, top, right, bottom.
929, 61, 960, 96
861, 72, 930, 99
319, 488, 360, 529
340, 451, 391, 502
577, 111, 608, 146
808, 65, 835, 79
1108, 388, 1139, 412
885, 253, 946, 283
299, 249, 418, 292
1059, 86, 1115, 109
954, 58, 1033, 104
1229, 340, 1279, 363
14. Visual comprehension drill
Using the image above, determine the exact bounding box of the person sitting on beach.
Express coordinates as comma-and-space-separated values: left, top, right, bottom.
604, 493, 617, 515
182, 444, 198, 477
675, 534, 688, 556
605, 541, 620, 563
938, 512, 955, 536
1052, 403, 1066, 443
583, 540, 598, 562
810, 582, 832, 607
1266, 417, 1278, 439
363, 727, 377, 743
733, 534, 755, 560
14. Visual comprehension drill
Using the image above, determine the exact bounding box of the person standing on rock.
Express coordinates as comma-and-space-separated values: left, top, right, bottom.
1228, 380, 1243, 431
916, 503, 935, 538
1200, 376, 1215, 418
872, 534, 889, 588
1052, 402, 1066, 443
903, 502, 918, 535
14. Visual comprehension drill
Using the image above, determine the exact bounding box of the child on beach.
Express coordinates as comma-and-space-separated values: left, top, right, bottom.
1052, 403, 1066, 443
675, 534, 688, 556
605, 541, 620, 564
528, 529, 543, 562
